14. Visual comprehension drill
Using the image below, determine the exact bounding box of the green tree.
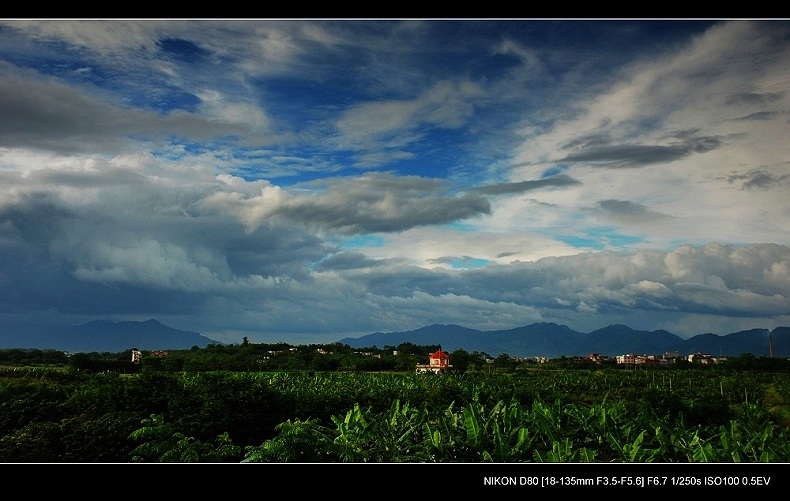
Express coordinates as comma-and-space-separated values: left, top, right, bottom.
129, 414, 242, 462
449, 348, 472, 373
493, 353, 516, 371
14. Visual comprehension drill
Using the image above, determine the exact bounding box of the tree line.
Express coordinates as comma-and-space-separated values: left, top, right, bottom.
2, 341, 790, 373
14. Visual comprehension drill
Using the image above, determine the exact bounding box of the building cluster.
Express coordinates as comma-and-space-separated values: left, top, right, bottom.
130, 349, 169, 364
413, 349, 727, 373
612, 351, 725, 365
499, 351, 727, 366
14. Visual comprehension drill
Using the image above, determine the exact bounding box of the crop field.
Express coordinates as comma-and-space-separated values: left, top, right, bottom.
2, 362, 790, 463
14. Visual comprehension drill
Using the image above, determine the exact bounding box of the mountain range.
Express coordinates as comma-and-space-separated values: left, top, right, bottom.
0, 318, 219, 352
337, 323, 790, 359
1, 318, 788, 358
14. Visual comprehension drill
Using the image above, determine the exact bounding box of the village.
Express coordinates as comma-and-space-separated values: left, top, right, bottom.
412, 347, 724, 373
126, 343, 729, 374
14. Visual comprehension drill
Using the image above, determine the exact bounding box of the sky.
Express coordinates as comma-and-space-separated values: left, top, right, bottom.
0, 19, 789, 346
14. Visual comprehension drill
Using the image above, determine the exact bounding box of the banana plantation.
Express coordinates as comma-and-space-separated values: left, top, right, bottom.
1, 348, 790, 463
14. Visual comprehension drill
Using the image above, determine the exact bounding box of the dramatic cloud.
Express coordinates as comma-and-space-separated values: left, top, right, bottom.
0, 20, 788, 346
472, 175, 581, 195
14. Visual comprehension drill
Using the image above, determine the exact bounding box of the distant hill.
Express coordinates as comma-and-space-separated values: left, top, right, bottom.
0, 318, 220, 352
3, 317, 785, 358
337, 323, 790, 358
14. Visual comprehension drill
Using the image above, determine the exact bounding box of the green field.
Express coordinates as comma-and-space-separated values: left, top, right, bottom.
2, 352, 789, 462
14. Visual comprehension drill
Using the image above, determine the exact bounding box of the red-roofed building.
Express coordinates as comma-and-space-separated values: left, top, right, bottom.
416, 347, 452, 374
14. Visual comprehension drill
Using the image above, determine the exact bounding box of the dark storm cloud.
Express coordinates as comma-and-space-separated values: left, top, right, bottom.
348, 263, 450, 299
277, 172, 491, 235
730, 111, 782, 121
560, 131, 722, 168
727, 168, 790, 190
0, 193, 77, 271
562, 142, 717, 167
0, 173, 336, 321
593, 199, 673, 223
668, 129, 723, 153
471, 174, 581, 195
26, 167, 147, 187
564, 144, 692, 166
0, 74, 249, 154
725, 91, 784, 106
311, 251, 385, 272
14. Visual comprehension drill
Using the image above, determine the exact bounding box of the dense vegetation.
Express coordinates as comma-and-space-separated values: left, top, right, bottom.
1, 343, 789, 463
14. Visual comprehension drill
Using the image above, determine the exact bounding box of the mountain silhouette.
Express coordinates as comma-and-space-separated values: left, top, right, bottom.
0, 318, 220, 352
337, 323, 788, 358
2, 318, 786, 357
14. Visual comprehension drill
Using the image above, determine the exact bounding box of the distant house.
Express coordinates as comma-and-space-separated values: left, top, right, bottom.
688, 352, 711, 363
688, 352, 723, 364
416, 347, 452, 374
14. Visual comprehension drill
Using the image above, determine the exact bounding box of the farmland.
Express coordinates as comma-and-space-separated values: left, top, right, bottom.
1, 346, 790, 463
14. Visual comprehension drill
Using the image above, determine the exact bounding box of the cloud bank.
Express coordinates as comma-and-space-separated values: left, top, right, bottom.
0, 19, 788, 345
